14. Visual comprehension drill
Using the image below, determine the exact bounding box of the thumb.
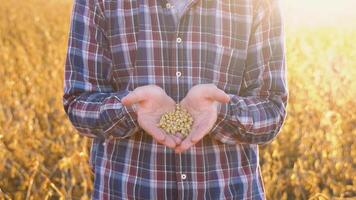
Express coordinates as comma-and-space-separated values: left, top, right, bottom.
209, 88, 230, 103
121, 91, 144, 106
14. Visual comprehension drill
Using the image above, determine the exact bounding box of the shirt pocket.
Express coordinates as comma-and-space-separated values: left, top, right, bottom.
202, 44, 245, 95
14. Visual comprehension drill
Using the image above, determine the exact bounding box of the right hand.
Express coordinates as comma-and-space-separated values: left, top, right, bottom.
121, 85, 182, 148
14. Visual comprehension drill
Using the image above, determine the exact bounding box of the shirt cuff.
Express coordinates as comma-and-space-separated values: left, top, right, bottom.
208, 94, 252, 145
102, 90, 140, 139
208, 100, 232, 144
122, 103, 139, 128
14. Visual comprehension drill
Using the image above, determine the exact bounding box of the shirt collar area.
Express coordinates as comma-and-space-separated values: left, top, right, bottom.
159, 0, 199, 11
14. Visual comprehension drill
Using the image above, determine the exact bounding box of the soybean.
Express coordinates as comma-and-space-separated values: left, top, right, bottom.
158, 104, 193, 137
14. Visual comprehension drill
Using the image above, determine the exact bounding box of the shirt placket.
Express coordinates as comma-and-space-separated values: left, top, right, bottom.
163, 1, 182, 103
164, 1, 198, 199
164, 4, 185, 200
162, 0, 200, 198
174, 27, 183, 103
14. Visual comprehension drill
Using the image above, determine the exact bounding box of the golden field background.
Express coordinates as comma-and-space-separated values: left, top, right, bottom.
0, 0, 355, 199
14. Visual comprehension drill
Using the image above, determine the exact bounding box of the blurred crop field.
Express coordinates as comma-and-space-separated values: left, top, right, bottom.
0, 0, 355, 199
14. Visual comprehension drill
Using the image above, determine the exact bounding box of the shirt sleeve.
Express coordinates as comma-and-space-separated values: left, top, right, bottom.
209, 0, 289, 145
62, 0, 140, 139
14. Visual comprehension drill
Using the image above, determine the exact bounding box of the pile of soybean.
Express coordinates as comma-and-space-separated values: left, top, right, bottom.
158, 104, 193, 137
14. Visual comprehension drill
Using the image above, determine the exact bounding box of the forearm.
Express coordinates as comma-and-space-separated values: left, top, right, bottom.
62, 0, 140, 139
63, 89, 139, 139
209, 0, 288, 145
211, 92, 287, 145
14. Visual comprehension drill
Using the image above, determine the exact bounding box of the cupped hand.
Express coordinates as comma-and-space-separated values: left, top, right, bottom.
174, 84, 230, 154
121, 85, 182, 148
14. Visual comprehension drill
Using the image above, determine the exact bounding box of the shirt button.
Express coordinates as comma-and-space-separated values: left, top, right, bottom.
176, 37, 182, 43
181, 174, 187, 180
176, 71, 182, 77
166, 2, 171, 9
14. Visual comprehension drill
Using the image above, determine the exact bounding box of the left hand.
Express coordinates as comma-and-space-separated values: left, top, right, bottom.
174, 84, 230, 154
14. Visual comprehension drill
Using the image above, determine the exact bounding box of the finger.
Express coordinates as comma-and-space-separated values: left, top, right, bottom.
162, 135, 177, 149
209, 88, 230, 103
121, 91, 144, 106
140, 123, 166, 143
171, 135, 183, 145
174, 132, 185, 140
177, 121, 212, 154
150, 129, 167, 144
174, 137, 194, 154
144, 125, 177, 148
174, 129, 199, 153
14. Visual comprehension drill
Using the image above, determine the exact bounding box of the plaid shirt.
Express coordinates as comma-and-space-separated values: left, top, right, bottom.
62, 0, 288, 199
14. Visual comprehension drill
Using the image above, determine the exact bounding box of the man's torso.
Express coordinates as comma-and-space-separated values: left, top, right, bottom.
90, 0, 265, 199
